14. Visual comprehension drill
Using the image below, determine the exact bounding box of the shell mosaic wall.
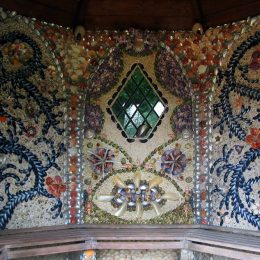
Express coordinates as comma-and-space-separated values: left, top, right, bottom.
211, 25, 260, 230
0, 15, 66, 229
0, 8, 259, 230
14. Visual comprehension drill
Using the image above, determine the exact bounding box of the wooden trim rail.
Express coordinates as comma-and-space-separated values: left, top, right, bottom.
0, 225, 259, 259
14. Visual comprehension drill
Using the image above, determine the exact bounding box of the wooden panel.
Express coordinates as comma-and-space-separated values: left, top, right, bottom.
0, 0, 76, 27
189, 242, 260, 260
0, 225, 259, 259
33, 0, 78, 12
82, 0, 198, 30
0, 0, 259, 29
200, 0, 260, 26
200, 0, 260, 15
85, 0, 195, 17
8, 242, 183, 259
83, 15, 195, 30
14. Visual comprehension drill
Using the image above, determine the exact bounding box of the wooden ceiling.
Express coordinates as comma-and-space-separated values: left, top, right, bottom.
0, 0, 260, 30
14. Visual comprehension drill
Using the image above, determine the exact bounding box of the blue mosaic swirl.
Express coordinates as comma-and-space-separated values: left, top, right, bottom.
0, 31, 65, 229
213, 31, 260, 140
0, 31, 64, 136
211, 145, 260, 229
212, 31, 260, 229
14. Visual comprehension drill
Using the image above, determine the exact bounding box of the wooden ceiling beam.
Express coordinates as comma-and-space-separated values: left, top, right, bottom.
27, 0, 76, 13
83, 15, 195, 30
0, 0, 259, 30
84, 0, 194, 17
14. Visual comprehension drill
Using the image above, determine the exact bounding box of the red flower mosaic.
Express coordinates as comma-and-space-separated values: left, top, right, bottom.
245, 128, 260, 149
0, 116, 7, 123
46, 176, 66, 198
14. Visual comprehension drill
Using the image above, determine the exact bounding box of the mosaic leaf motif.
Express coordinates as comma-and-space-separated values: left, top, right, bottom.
109, 63, 167, 141
0, 27, 65, 229
211, 145, 260, 229
171, 103, 192, 137
155, 49, 190, 100
212, 31, 260, 229
84, 104, 104, 134
213, 31, 260, 141
87, 48, 123, 97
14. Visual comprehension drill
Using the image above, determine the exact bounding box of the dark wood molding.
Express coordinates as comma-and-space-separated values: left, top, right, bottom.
0, 225, 259, 259
0, 0, 259, 30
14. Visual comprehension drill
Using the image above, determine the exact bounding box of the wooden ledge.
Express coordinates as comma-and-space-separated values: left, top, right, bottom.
0, 225, 259, 259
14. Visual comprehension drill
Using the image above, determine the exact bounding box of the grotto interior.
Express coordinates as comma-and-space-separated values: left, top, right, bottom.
0, 1, 259, 259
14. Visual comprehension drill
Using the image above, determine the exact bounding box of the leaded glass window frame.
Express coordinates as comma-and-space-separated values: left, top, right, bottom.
107, 63, 168, 143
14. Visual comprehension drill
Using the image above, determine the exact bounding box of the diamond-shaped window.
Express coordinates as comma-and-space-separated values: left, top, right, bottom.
108, 63, 168, 142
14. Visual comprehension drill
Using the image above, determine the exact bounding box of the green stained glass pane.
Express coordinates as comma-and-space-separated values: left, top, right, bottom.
125, 122, 137, 137
154, 101, 165, 116
147, 91, 159, 106
147, 111, 159, 126
112, 101, 123, 116
125, 79, 136, 96
131, 67, 143, 85
139, 80, 150, 96
117, 111, 130, 127
109, 64, 167, 140
132, 88, 144, 105
132, 111, 144, 128
139, 100, 152, 118
125, 103, 137, 117
117, 91, 129, 107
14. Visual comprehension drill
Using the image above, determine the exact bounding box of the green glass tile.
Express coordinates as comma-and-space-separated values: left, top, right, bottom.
125, 79, 136, 96
117, 91, 129, 107
112, 101, 123, 116
125, 122, 137, 138
139, 100, 152, 118
147, 111, 159, 126
146, 91, 159, 106
139, 80, 151, 96
154, 101, 165, 116
132, 88, 144, 105
131, 67, 143, 85
125, 102, 137, 117
117, 111, 130, 127
132, 111, 144, 128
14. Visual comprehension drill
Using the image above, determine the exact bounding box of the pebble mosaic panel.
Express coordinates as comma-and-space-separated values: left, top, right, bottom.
0, 16, 66, 229
211, 25, 260, 230
82, 50, 194, 224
